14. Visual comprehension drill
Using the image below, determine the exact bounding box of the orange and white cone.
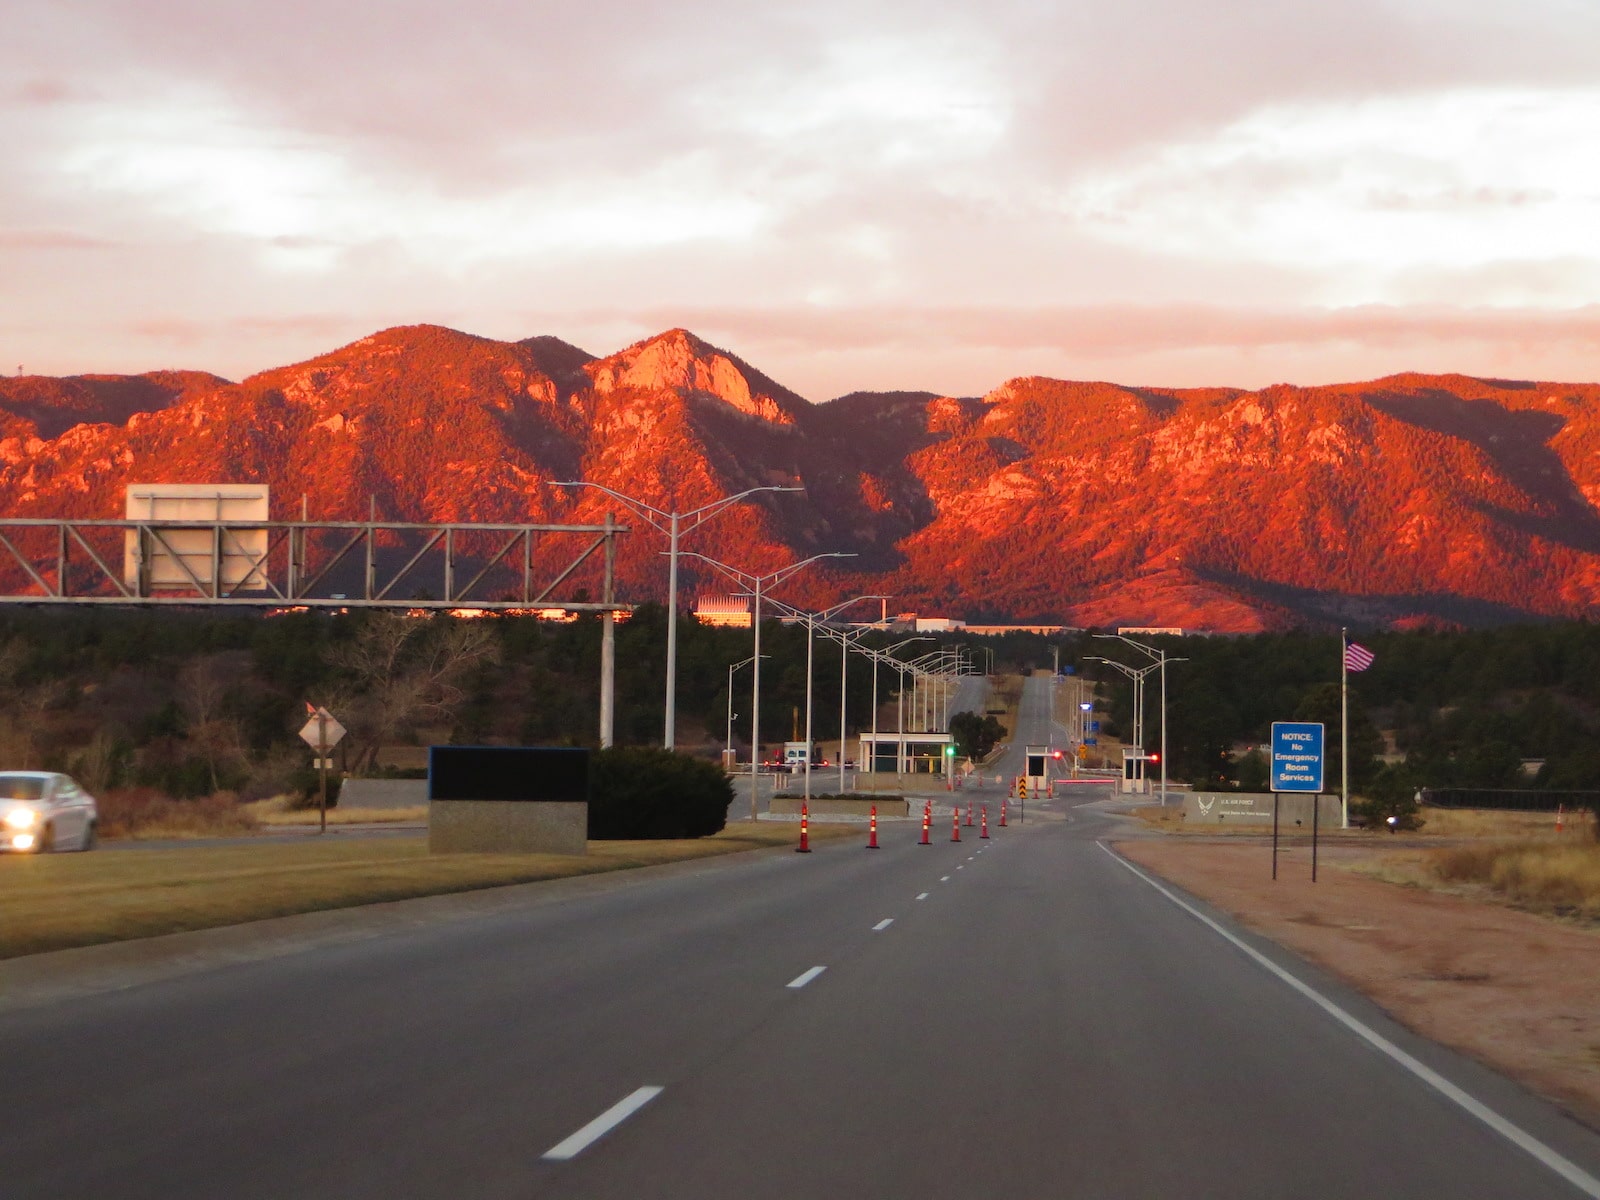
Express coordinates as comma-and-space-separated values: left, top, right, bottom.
952, 805, 961, 842
919, 802, 931, 845
980, 806, 989, 839
965, 801, 974, 827
867, 805, 880, 850
1000, 800, 1008, 827
1557, 804, 1565, 834
796, 803, 812, 853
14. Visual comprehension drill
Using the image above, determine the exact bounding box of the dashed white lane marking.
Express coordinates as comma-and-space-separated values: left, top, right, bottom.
916, 892, 930, 900
967, 856, 975, 861
787, 966, 826, 990
940, 875, 951, 882
956, 865, 965, 870
873, 919, 894, 932
1097, 841, 1600, 1200
542, 1087, 663, 1161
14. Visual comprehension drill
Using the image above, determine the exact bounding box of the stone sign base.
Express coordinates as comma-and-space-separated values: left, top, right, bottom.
1182, 792, 1342, 827
428, 800, 587, 855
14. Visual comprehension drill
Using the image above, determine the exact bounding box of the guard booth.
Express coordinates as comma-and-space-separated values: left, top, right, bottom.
1024, 745, 1051, 795
1120, 747, 1148, 795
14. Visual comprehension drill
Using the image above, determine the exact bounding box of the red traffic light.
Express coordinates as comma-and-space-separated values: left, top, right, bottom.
1146, 752, 1160, 763
1052, 749, 1064, 759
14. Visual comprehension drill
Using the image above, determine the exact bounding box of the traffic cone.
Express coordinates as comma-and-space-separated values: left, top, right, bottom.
867, 805, 880, 850
952, 806, 961, 842
796, 803, 812, 853
1556, 804, 1565, 834
919, 802, 931, 845
980, 806, 989, 838
965, 801, 974, 827
1000, 800, 1008, 827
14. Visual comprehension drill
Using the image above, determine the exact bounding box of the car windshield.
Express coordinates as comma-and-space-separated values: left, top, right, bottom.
0, 776, 46, 800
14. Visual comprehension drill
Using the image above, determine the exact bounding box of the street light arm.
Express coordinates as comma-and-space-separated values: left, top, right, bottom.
553, 481, 802, 535
679, 485, 804, 533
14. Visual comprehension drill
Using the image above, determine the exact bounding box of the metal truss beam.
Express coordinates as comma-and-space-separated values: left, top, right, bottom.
0, 518, 631, 612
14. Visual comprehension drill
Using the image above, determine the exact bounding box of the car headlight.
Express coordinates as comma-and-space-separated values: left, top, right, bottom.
4, 807, 38, 830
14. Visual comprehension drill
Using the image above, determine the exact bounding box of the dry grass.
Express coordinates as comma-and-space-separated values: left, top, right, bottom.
1132, 802, 1594, 843
1414, 806, 1593, 840
0, 822, 853, 960
97, 788, 259, 840
1428, 840, 1600, 919
245, 796, 428, 826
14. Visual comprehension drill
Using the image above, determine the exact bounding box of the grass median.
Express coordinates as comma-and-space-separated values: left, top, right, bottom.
0, 823, 856, 960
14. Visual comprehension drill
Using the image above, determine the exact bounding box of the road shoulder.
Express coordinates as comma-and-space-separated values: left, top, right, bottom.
1116, 837, 1600, 1133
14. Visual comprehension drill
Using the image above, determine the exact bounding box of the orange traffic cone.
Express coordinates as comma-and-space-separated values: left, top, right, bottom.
1000, 800, 1008, 827
952, 806, 961, 842
965, 801, 974, 827
1557, 804, 1565, 834
919, 802, 931, 845
867, 805, 880, 850
980, 806, 989, 839
796, 803, 812, 853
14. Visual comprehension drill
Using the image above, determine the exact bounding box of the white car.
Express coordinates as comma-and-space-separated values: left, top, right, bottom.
0, 772, 99, 853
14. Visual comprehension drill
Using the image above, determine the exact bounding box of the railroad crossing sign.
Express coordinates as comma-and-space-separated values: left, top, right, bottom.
298, 707, 346, 752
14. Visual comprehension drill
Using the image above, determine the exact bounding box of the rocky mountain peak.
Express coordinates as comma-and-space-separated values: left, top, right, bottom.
584, 328, 807, 425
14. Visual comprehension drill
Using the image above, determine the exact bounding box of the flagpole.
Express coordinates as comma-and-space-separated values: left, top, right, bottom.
1340, 627, 1350, 830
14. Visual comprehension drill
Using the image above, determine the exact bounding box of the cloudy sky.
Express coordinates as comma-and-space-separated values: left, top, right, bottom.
4, 0, 1599, 399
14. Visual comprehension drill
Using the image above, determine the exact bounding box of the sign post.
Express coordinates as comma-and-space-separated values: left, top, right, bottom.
298, 706, 347, 834
1270, 721, 1324, 882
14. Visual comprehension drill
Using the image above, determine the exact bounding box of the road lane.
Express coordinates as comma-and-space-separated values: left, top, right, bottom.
3, 679, 1597, 1198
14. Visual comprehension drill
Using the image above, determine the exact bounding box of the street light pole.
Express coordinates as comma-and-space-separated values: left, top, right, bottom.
726, 653, 764, 755
677, 551, 854, 819
554, 481, 801, 751
1094, 634, 1187, 807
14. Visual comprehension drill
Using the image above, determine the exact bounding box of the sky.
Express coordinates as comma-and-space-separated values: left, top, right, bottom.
3, 0, 1599, 400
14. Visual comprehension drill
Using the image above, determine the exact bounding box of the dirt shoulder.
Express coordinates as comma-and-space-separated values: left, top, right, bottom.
1117, 838, 1600, 1132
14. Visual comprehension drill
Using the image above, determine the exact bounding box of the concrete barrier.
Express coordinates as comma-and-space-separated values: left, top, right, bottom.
1183, 792, 1341, 827
768, 796, 910, 818
339, 779, 428, 809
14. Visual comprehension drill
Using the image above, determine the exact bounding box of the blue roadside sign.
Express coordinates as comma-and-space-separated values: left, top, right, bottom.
1270, 722, 1324, 792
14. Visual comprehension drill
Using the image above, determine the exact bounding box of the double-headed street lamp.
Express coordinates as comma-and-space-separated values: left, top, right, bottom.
1093, 634, 1187, 807
758, 593, 888, 797
726, 653, 767, 752
1088, 654, 1160, 799
553, 481, 801, 750
677, 551, 854, 818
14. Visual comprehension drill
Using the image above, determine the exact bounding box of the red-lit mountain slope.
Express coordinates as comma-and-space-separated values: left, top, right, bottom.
3, 325, 1598, 631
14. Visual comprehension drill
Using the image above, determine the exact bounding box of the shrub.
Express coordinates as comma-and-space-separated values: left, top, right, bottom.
1356, 763, 1425, 831
286, 766, 343, 811
589, 747, 732, 839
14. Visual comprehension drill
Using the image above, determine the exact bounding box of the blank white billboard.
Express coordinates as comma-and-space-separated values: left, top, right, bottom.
123, 484, 270, 593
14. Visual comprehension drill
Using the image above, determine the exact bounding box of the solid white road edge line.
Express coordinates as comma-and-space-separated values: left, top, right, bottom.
916, 892, 930, 900
542, 1087, 664, 1162
1096, 841, 1600, 1200
873, 918, 894, 931
787, 966, 826, 989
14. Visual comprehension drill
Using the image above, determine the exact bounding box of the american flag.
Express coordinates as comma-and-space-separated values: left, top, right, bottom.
1344, 642, 1375, 673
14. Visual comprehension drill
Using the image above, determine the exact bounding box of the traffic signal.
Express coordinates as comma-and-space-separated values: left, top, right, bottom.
1051, 749, 1063, 759
944, 745, 956, 757
1146, 751, 1160, 764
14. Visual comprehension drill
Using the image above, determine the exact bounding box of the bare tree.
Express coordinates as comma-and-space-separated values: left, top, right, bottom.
326, 614, 500, 774
178, 654, 247, 793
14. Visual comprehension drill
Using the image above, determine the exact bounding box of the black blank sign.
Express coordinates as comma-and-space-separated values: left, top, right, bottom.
428, 746, 590, 803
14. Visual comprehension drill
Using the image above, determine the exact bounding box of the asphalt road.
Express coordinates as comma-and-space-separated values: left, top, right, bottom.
4, 677, 1599, 1198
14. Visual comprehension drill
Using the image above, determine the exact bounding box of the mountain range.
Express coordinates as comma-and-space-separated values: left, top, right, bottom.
3, 323, 1598, 632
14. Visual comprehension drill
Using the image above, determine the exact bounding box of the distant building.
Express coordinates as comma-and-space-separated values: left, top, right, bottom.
696, 594, 751, 628
1117, 626, 1185, 637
